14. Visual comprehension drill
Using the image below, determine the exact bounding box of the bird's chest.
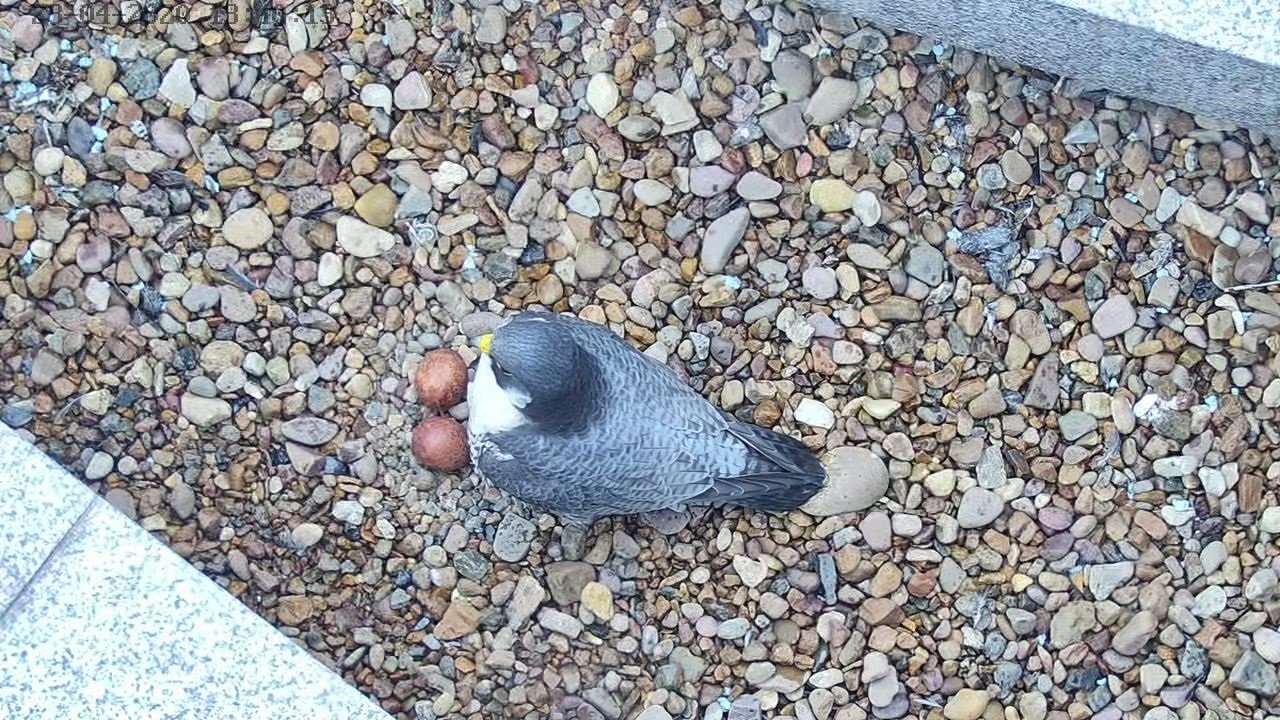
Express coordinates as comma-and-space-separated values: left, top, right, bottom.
467, 432, 504, 471
466, 354, 528, 437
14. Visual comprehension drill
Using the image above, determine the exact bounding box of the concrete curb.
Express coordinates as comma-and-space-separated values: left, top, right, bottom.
0, 424, 391, 720
812, 0, 1280, 139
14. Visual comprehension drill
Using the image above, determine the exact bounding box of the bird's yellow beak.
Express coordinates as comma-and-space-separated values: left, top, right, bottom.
477, 334, 493, 355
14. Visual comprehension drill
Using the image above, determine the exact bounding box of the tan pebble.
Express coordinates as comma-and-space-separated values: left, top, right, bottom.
809, 178, 855, 212
12, 211, 36, 241
801, 446, 889, 517
354, 183, 398, 228
580, 581, 614, 621
943, 688, 989, 720
861, 398, 901, 420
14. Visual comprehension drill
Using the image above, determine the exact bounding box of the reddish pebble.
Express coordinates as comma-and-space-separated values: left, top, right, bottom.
796, 153, 813, 177
411, 417, 469, 471
415, 349, 468, 409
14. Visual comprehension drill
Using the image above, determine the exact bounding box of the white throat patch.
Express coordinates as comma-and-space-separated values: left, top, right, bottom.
467, 353, 530, 436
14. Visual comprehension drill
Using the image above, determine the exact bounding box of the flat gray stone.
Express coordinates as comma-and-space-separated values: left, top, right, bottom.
904, 243, 945, 286
700, 208, 751, 274
805, 77, 863, 125
1230, 651, 1279, 696
771, 49, 814, 100
493, 513, 537, 562
957, 487, 1004, 528
759, 104, 808, 150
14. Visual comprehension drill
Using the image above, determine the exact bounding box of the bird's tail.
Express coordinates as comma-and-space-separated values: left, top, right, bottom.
700, 420, 827, 512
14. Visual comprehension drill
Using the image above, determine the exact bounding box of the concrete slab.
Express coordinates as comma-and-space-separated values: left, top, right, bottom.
0, 425, 390, 720
0, 426, 95, 608
813, 0, 1280, 139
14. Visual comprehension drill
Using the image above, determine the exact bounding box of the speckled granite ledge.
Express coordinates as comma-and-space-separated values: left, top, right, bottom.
0, 425, 391, 720
813, 0, 1280, 139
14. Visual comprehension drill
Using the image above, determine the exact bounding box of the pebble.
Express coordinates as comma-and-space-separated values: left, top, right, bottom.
1092, 295, 1136, 338
700, 208, 750, 274
580, 582, 614, 621
1000, 150, 1033, 185
121, 59, 161, 99
1255, 628, 1280, 663
956, 487, 1004, 528
794, 398, 835, 428
291, 523, 324, 548
1192, 585, 1227, 617
852, 191, 881, 226
587, 74, 620, 117
805, 77, 862, 125
759, 104, 807, 149
493, 514, 536, 562
943, 689, 989, 720
85, 451, 114, 480
802, 447, 889, 515
567, 188, 601, 218
180, 395, 232, 428
393, 71, 431, 110
158, 59, 196, 106
690, 166, 738, 197
281, 417, 339, 446
771, 50, 813, 100
1087, 562, 1133, 600
1063, 119, 1099, 144
538, 608, 583, 639
732, 555, 769, 588
650, 91, 698, 133
735, 172, 782, 201
474, 7, 507, 44
336, 216, 395, 257
809, 179, 855, 212
633, 180, 673, 206
1230, 652, 1279, 696
436, 601, 481, 640
801, 266, 838, 300
1112, 611, 1158, 655
505, 575, 545, 628
1176, 201, 1225, 238
355, 185, 398, 227
223, 208, 274, 250
1051, 601, 1097, 647
905, 244, 945, 286
547, 562, 595, 605
618, 117, 660, 142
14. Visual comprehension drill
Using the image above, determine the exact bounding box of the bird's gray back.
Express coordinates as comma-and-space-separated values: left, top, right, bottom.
476, 315, 756, 522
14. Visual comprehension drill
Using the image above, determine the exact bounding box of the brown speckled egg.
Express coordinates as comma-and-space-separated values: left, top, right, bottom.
415, 349, 467, 409
411, 417, 469, 471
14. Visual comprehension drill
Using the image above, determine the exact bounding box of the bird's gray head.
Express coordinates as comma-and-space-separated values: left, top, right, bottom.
480, 314, 591, 425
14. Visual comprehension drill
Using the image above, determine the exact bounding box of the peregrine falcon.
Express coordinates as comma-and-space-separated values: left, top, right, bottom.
466, 311, 826, 525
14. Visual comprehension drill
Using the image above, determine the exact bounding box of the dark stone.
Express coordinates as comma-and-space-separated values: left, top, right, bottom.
67, 116, 95, 158
817, 553, 837, 605
1065, 665, 1103, 691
